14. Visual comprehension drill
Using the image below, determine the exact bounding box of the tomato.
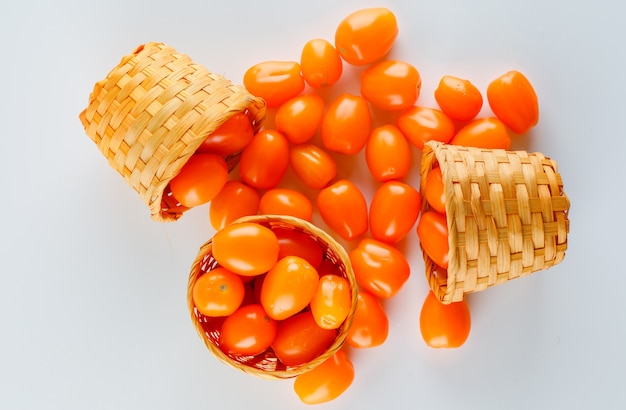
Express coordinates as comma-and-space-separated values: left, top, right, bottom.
289, 143, 337, 190
317, 180, 368, 241
243, 61, 305, 108
275, 94, 325, 144
365, 124, 411, 182
450, 117, 511, 150
320, 93, 371, 155
309, 274, 352, 330
258, 188, 313, 222
396, 106, 455, 150
416, 211, 449, 269
273, 227, 324, 269
239, 129, 290, 189
360, 60, 421, 111
192, 267, 245, 317
169, 153, 228, 208
420, 291, 471, 348
349, 238, 410, 299
434, 75, 483, 122
260, 256, 319, 321
346, 291, 389, 348
272, 310, 337, 367
487, 70, 539, 134
335, 7, 398, 66
196, 112, 255, 156
218, 303, 277, 356
300, 39, 343, 88
369, 181, 421, 244
424, 167, 446, 214
209, 180, 260, 230
293, 350, 355, 405
212, 222, 279, 276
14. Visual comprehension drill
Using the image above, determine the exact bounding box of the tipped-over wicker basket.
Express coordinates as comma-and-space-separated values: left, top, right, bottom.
79, 42, 266, 222
420, 141, 570, 304
187, 215, 358, 380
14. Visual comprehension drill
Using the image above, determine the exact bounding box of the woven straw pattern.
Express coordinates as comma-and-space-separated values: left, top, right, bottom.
79, 42, 266, 222
187, 215, 358, 380
420, 141, 570, 304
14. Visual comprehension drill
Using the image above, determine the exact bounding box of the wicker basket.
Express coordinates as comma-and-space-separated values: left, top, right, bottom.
79, 42, 266, 222
420, 141, 570, 304
187, 215, 358, 380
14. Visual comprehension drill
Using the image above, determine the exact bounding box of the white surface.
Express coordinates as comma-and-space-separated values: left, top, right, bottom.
1, 0, 624, 409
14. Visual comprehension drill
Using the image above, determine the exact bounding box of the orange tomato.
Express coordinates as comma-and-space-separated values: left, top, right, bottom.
320, 93, 371, 155
317, 180, 368, 241
434, 75, 483, 122
212, 222, 279, 276
300, 39, 343, 88
196, 112, 255, 156
346, 291, 389, 348
243, 61, 305, 108
360, 60, 421, 111
310, 274, 352, 330
349, 238, 410, 299
365, 124, 412, 182
192, 267, 245, 317
396, 106, 455, 150
260, 256, 319, 321
416, 211, 449, 269
369, 181, 421, 244
424, 167, 446, 214
273, 227, 324, 269
293, 350, 355, 405
169, 153, 229, 208
209, 180, 260, 230
275, 94, 325, 144
335, 7, 398, 66
450, 117, 511, 150
289, 143, 337, 190
218, 303, 277, 356
258, 188, 313, 222
420, 291, 471, 348
239, 129, 290, 189
487, 70, 539, 134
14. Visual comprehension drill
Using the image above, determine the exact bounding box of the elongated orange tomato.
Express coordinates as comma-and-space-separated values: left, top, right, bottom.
346, 291, 389, 348
192, 267, 245, 317
317, 180, 368, 241
434, 75, 483, 122
360, 60, 421, 111
321, 93, 371, 155
396, 106, 455, 150
258, 188, 313, 222
450, 117, 511, 150
289, 143, 337, 190
219, 303, 277, 356
420, 291, 471, 348
300, 39, 343, 88
487, 70, 539, 134
310, 274, 352, 330
169, 153, 228, 208
424, 167, 446, 214
243, 61, 305, 108
369, 181, 421, 244
273, 227, 324, 269
239, 130, 290, 189
416, 211, 449, 269
209, 180, 260, 230
196, 112, 255, 156
275, 94, 325, 144
293, 350, 355, 405
365, 125, 412, 182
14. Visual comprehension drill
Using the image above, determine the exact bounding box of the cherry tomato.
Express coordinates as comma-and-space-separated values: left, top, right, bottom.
209, 180, 260, 230
212, 222, 279, 276
260, 256, 319, 321
293, 350, 355, 405
317, 179, 368, 241
169, 153, 228, 208
396, 106, 455, 150
450, 117, 511, 150
360, 60, 421, 111
420, 291, 471, 348
434, 75, 483, 122
239, 129, 290, 189
218, 303, 277, 356
273, 227, 324, 269
335, 7, 398, 66
275, 94, 325, 144
321, 93, 371, 155
272, 310, 337, 367
300, 39, 343, 88
243, 61, 305, 108
416, 211, 449, 269
196, 112, 255, 156
258, 188, 313, 222
369, 181, 421, 244
346, 291, 389, 348
192, 267, 245, 317
424, 167, 446, 214
309, 274, 351, 330
349, 238, 410, 299
365, 124, 412, 182
289, 143, 337, 190
487, 70, 539, 134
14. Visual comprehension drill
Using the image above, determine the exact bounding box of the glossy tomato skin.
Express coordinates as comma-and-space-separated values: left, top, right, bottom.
317, 180, 368, 241
300, 39, 343, 88
258, 188, 313, 222
416, 211, 450, 269
192, 267, 245, 317
275, 94, 325, 144
289, 143, 337, 190
239, 129, 290, 190
335, 7, 398, 66
369, 181, 421, 244
360, 60, 421, 111
293, 350, 355, 405
424, 167, 446, 214
365, 124, 412, 182
219, 303, 277, 356
273, 227, 324, 269
346, 291, 389, 348
243, 61, 305, 108
169, 154, 228, 208
396, 106, 456, 150
450, 117, 511, 150
197, 112, 255, 156
321, 93, 371, 155
434, 75, 483, 122
310, 274, 352, 330
209, 180, 260, 230
487, 70, 539, 134
420, 291, 471, 348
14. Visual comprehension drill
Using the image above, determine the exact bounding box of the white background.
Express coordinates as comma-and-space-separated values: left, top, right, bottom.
1, 0, 624, 409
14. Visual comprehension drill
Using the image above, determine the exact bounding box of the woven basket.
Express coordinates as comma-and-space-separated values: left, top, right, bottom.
187, 214, 358, 380
420, 141, 570, 304
79, 42, 266, 222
